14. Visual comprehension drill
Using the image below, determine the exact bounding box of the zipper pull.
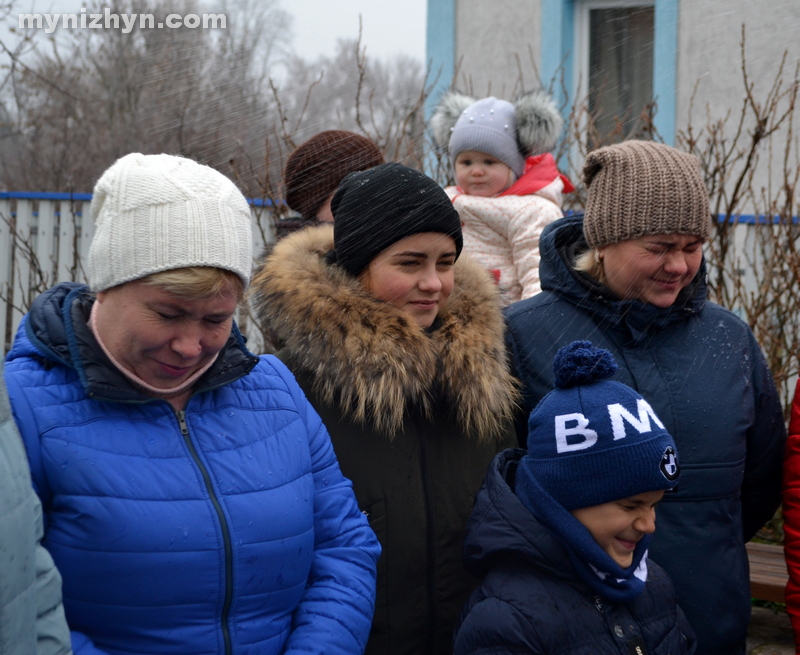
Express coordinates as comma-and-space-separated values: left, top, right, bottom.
594, 596, 603, 613
176, 410, 189, 435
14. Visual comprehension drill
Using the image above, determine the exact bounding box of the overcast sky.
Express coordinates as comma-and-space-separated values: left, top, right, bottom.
288, 0, 426, 63
11, 0, 428, 63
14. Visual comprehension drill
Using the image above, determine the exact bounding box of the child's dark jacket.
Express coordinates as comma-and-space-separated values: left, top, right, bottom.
453, 449, 696, 655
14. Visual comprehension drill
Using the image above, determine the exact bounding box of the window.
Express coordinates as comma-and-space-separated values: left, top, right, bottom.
575, 1, 655, 143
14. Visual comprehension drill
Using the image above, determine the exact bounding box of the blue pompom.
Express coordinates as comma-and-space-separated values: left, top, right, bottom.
552, 341, 618, 389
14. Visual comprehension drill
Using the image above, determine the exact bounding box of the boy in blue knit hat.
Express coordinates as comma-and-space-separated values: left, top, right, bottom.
453, 341, 696, 655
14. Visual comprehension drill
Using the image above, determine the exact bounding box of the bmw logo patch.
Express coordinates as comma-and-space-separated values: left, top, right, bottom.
660, 446, 679, 481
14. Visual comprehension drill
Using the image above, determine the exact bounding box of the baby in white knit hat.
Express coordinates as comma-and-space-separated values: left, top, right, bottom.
431, 91, 573, 305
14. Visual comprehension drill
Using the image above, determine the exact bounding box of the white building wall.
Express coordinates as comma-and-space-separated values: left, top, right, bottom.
454, 0, 541, 99
676, 0, 800, 129
675, 0, 800, 211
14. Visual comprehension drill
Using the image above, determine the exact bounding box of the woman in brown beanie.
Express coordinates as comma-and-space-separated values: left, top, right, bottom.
282, 130, 384, 225
251, 162, 518, 655
503, 140, 785, 655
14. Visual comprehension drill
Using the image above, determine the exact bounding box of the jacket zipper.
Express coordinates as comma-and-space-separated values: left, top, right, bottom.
418, 429, 438, 654
177, 410, 234, 655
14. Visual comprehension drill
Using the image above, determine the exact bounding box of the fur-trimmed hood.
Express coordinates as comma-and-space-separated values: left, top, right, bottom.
250, 225, 518, 441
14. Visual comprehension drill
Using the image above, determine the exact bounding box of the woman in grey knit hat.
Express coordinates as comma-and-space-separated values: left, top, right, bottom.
503, 140, 785, 655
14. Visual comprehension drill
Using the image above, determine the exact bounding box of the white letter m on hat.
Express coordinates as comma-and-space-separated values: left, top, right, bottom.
608, 399, 665, 440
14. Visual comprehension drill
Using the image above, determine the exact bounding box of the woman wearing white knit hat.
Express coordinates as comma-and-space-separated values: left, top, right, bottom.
4, 153, 379, 655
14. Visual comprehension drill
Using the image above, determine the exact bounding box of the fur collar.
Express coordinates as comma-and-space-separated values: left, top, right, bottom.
251, 225, 518, 441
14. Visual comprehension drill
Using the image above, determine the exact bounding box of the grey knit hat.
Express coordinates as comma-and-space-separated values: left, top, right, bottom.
582, 140, 711, 249
448, 97, 526, 177
88, 153, 253, 291
431, 90, 564, 179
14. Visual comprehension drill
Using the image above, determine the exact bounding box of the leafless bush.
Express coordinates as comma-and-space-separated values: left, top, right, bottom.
232, 27, 428, 206
676, 28, 800, 415
232, 27, 429, 350
3, 5, 799, 437
0, 0, 288, 192
0, 197, 88, 349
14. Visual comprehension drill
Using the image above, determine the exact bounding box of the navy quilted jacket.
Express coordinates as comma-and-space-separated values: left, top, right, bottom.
4, 283, 380, 655
453, 449, 696, 655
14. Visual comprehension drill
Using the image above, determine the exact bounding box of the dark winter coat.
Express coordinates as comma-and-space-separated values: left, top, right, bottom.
453, 449, 696, 655
504, 215, 786, 655
4, 282, 380, 655
251, 225, 519, 655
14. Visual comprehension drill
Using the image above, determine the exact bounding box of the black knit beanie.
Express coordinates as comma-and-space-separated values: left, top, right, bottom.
330, 162, 463, 277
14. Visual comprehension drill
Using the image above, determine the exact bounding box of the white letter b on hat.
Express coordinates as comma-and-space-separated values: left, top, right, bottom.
555, 413, 598, 453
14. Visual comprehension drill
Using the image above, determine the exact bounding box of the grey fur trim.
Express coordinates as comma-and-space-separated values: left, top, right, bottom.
430, 91, 476, 149
514, 90, 563, 156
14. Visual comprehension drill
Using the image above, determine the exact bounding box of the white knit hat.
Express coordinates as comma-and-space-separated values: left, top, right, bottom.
88, 153, 253, 291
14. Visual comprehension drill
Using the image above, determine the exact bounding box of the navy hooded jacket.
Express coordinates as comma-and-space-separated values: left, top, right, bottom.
453, 449, 696, 655
503, 215, 785, 655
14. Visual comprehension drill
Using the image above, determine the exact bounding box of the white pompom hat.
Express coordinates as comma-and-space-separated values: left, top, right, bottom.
88, 153, 253, 292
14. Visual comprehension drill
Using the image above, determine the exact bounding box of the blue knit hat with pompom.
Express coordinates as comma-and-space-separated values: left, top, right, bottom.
516, 341, 679, 511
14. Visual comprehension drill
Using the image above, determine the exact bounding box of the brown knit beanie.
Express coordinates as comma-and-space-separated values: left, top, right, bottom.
284, 130, 385, 220
582, 140, 711, 249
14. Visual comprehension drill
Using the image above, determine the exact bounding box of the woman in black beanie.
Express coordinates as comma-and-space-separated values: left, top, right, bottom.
251, 162, 518, 655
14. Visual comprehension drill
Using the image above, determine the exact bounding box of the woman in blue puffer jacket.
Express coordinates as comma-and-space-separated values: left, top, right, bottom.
4, 153, 380, 655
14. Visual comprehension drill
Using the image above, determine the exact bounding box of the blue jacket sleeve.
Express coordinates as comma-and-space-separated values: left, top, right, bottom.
0, 360, 72, 655
70, 632, 112, 655
741, 330, 786, 541
277, 367, 381, 655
